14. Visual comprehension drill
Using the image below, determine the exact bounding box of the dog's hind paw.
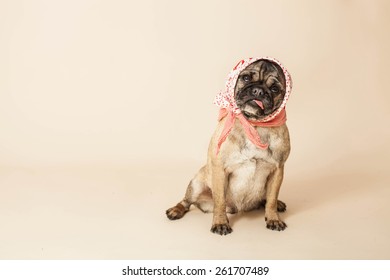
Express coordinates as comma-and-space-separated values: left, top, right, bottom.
166, 204, 188, 220
259, 199, 287, 212
276, 200, 287, 212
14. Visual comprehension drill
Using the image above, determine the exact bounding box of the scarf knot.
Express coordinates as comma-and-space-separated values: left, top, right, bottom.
216, 108, 287, 155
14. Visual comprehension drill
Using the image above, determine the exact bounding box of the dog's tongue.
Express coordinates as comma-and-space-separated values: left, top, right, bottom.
254, 100, 264, 110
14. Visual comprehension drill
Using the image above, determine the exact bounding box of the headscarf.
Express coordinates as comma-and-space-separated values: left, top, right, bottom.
213, 57, 292, 155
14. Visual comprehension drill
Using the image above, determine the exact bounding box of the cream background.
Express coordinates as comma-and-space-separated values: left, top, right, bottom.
1, 0, 389, 259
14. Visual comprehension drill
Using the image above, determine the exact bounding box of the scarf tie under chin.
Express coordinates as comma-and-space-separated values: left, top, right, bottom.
216, 108, 287, 155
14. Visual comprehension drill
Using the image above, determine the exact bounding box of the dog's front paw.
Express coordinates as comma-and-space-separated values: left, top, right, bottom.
265, 218, 287, 231
211, 223, 233, 235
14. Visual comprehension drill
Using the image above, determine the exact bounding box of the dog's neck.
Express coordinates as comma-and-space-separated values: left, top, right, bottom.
216, 108, 287, 155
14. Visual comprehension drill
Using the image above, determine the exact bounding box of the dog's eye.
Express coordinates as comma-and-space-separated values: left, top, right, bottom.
242, 75, 251, 82
270, 85, 279, 93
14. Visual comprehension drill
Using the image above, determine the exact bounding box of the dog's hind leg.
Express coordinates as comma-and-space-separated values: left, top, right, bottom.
166, 166, 213, 220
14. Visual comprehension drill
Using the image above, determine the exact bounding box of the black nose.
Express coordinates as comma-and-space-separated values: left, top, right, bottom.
252, 87, 264, 96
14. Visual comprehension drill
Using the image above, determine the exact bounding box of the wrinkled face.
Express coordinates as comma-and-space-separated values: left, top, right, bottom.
235, 59, 286, 120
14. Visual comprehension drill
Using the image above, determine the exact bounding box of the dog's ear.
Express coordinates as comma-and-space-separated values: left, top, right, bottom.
269, 61, 286, 91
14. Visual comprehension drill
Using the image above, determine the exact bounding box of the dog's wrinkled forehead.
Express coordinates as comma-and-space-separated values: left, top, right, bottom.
234, 60, 286, 94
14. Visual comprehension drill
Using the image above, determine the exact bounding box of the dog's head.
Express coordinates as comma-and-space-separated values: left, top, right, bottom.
234, 59, 286, 121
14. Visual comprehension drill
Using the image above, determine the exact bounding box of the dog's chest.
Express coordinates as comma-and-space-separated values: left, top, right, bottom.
224, 126, 290, 211
224, 126, 287, 173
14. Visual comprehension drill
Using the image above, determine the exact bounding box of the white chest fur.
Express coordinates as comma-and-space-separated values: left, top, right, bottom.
223, 125, 290, 211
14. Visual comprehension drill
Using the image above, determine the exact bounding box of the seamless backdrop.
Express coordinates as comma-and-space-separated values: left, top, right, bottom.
1, 0, 389, 259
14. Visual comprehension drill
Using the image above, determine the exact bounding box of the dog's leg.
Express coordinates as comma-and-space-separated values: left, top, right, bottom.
210, 160, 232, 235
166, 166, 211, 220
264, 166, 287, 231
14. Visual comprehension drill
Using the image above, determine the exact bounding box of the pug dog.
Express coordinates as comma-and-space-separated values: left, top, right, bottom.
166, 57, 292, 235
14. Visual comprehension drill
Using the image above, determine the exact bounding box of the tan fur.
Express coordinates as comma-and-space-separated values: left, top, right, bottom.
166, 116, 290, 234
166, 60, 290, 235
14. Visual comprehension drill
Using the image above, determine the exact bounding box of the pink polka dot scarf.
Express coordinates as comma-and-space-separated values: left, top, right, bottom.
214, 57, 292, 155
